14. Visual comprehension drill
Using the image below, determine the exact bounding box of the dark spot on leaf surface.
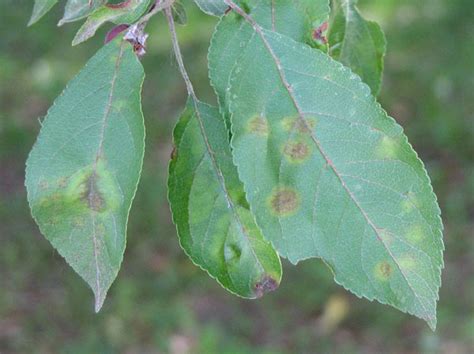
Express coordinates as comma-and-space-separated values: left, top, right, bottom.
269, 187, 300, 216
376, 261, 393, 280
247, 115, 269, 136
283, 141, 310, 162
254, 276, 278, 298
170, 145, 177, 160
82, 173, 105, 212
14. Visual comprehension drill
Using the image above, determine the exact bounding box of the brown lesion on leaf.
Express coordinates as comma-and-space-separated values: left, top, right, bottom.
312, 21, 329, 45
281, 116, 317, 134
82, 173, 106, 212
247, 115, 269, 136
170, 145, 178, 160
375, 261, 393, 281
268, 187, 300, 217
254, 275, 279, 298
283, 141, 311, 163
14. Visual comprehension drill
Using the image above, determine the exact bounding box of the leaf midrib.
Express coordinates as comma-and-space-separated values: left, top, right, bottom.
188, 100, 266, 278
89, 39, 126, 311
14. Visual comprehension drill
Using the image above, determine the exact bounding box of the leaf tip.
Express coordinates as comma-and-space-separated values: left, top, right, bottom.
426, 313, 438, 331
94, 292, 106, 313
27, 16, 38, 27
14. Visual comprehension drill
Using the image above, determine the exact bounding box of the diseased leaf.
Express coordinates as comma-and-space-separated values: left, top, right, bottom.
168, 99, 282, 298
72, 0, 152, 45
29, 0, 59, 26
295, 0, 330, 49
210, 4, 443, 329
328, 0, 386, 95
25, 38, 145, 311
59, 0, 107, 26
193, 0, 229, 16
209, 0, 329, 130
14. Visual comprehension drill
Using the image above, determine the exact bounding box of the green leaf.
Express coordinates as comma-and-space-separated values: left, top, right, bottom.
193, 0, 229, 16
210, 7, 443, 329
328, 0, 386, 95
59, 0, 107, 26
25, 38, 145, 312
168, 99, 282, 298
29, 0, 59, 26
72, 0, 152, 45
172, 2, 188, 26
294, 0, 331, 49
209, 0, 329, 130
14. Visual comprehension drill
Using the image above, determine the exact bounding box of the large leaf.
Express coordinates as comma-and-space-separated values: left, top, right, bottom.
28, 0, 59, 26
328, 0, 386, 95
210, 3, 443, 329
193, 0, 229, 16
168, 99, 282, 298
209, 0, 329, 129
25, 38, 145, 311
72, 0, 152, 45
59, 0, 107, 26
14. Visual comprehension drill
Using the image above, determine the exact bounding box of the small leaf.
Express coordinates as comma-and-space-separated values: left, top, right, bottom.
29, 0, 59, 26
193, 0, 229, 16
295, 0, 331, 49
172, 2, 188, 26
168, 99, 282, 298
59, 0, 107, 26
25, 38, 145, 311
328, 0, 386, 95
72, 0, 152, 45
210, 5, 443, 329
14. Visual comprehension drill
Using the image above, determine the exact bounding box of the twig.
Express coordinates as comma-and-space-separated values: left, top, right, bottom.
164, 6, 196, 98
138, 0, 175, 27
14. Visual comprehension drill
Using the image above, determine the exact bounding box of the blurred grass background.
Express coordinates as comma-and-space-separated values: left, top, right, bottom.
0, 0, 473, 353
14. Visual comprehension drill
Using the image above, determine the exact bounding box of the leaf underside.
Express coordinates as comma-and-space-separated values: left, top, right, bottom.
168, 99, 282, 298
209, 4, 443, 329
26, 38, 145, 311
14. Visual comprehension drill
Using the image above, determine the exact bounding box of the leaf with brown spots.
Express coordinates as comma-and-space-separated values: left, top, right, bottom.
168, 99, 282, 298
209, 1, 443, 330
26, 38, 145, 311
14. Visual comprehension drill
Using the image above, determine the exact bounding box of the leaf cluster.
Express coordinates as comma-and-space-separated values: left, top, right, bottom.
26, 0, 443, 330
